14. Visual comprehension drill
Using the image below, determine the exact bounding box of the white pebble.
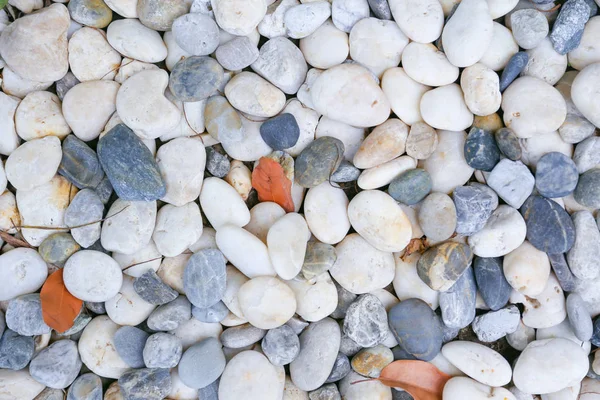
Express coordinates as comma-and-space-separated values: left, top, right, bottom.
460, 63, 501, 117
522, 37, 567, 86
468, 205, 526, 257
267, 213, 309, 280
442, 341, 512, 387
300, 19, 349, 70
212, 0, 267, 36
225, 72, 286, 118
389, 0, 444, 43
284, 1, 332, 39
15, 91, 70, 141
572, 63, 600, 128
64, 250, 123, 302
238, 277, 297, 329
401, 42, 459, 87
200, 177, 250, 230
101, 199, 157, 255
5, 136, 62, 191
304, 182, 350, 245
107, 19, 168, 63
78, 316, 130, 379
105, 275, 156, 326
286, 273, 338, 322
0, 248, 47, 302
68, 27, 122, 82
393, 252, 439, 310
153, 203, 203, 257
216, 224, 276, 278
420, 84, 474, 131
381, 67, 430, 125
357, 156, 416, 190
479, 22, 519, 72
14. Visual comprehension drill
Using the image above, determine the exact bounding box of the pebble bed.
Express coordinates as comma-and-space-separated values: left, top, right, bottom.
1, 0, 600, 399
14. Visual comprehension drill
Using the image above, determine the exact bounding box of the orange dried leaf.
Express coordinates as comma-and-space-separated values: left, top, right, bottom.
252, 157, 295, 212
40, 269, 83, 333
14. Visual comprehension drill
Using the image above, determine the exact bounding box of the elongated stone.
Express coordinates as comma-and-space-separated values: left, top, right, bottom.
463, 127, 500, 171
58, 135, 105, 190
521, 195, 576, 254
417, 242, 473, 292
183, 249, 227, 309
547, 253, 577, 292
133, 270, 179, 305
220, 324, 266, 349
147, 296, 192, 331
439, 267, 476, 329
118, 368, 172, 400
567, 211, 600, 280
473, 257, 511, 311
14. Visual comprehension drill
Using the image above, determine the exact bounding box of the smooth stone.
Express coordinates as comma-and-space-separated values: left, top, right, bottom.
0, 190, 20, 235
468, 205, 526, 257
464, 127, 501, 171
548, 253, 578, 293
15, 91, 70, 141
38, 233, 80, 268
514, 273, 567, 329
353, 119, 408, 169
0, 249, 47, 301
67, 373, 102, 400
574, 168, 600, 208
148, 295, 191, 331
388, 298, 443, 361
389, 0, 443, 43
417, 242, 473, 292
216, 36, 259, 71
201, 177, 251, 230
405, 122, 438, 160
260, 113, 300, 151
568, 211, 600, 280
101, 199, 156, 255
393, 252, 439, 310
453, 185, 495, 236
569, 15, 600, 70
267, 213, 309, 280
113, 241, 162, 279
0, 92, 20, 156
252, 37, 307, 95
339, 371, 391, 399
299, 19, 349, 70
420, 84, 474, 131
494, 128, 522, 161
381, 68, 429, 126
401, 42, 458, 87
178, 337, 225, 389
388, 169, 431, 206
238, 277, 296, 329
520, 131, 573, 169
287, 272, 338, 321
197, 379, 219, 400
107, 19, 167, 64
472, 305, 521, 342
133, 270, 178, 306
169, 317, 222, 350
460, 63, 502, 117
105, 273, 156, 326
30, 340, 81, 389
55, 72, 81, 101
342, 294, 388, 348
212, 0, 266, 36
474, 257, 511, 311
219, 350, 281, 400
224, 72, 285, 118
6, 136, 62, 191
304, 182, 350, 245
0, 329, 34, 370
118, 368, 171, 400
487, 159, 534, 209
302, 242, 337, 281
331, 0, 369, 33
294, 136, 344, 188
357, 155, 417, 190
504, 240, 550, 296
367, 0, 390, 18
566, 293, 593, 342
507, 320, 536, 352
221, 324, 266, 349
290, 318, 341, 391
499, 52, 529, 93
58, 135, 104, 191
573, 136, 600, 174
550, 0, 590, 55
64, 189, 103, 248
521, 195, 576, 254
257, 0, 298, 38
63, 250, 123, 302
325, 352, 351, 383
142, 333, 182, 368
442, 341, 511, 386
351, 345, 392, 378
418, 192, 457, 243
219, 115, 273, 162
113, 326, 149, 368
521, 37, 567, 86
78, 316, 130, 378
34, 388, 66, 400
68, 0, 112, 28
6, 294, 50, 336
216, 225, 275, 278
261, 325, 300, 366
443, 377, 516, 400
284, 2, 331, 39
511, 9, 549, 50
153, 203, 203, 257
439, 267, 477, 329
169, 56, 223, 102
136, 0, 188, 31
244, 202, 285, 244
331, 281, 358, 320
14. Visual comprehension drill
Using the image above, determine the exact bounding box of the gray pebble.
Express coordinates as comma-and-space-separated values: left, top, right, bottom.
0, 311, 4, 339
331, 281, 358, 320
169, 56, 223, 102
192, 301, 228, 323
550, 0, 590, 54
118, 368, 172, 400
295, 137, 345, 188
143, 332, 182, 368
499, 52, 529, 93
441, 323, 460, 343
147, 295, 192, 331
535, 152, 579, 198
6, 294, 51, 336
60, 309, 92, 336
178, 337, 226, 389
343, 294, 388, 348
511, 9, 549, 49
68, 0, 112, 28
573, 136, 600, 174
418, 192, 457, 242
574, 168, 600, 208
463, 127, 501, 172
521, 195, 576, 254
472, 305, 521, 342
388, 169, 432, 205
474, 257, 511, 311
567, 211, 600, 280
325, 352, 351, 383
439, 267, 476, 329
216, 36, 260, 71
64, 189, 104, 248
367, 0, 391, 19
137, 0, 188, 31
38, 233, 81, 268
487, 159, 535, 209
453, 185, 495, 236
392, 345, 416, 361
30, 340, 81, 389
339, 330, 362, 357
494, 128, 522, 160
286, 315, 310, 335
309, 384, 341, 400
330, 161, 361, 183
198, 378, 219, 400
220, 323, 267, 349
548, 253, 578, 292
184, 249, 227, 309
58, 135, 105, 191
85, 302, 106, 315
302, 241, 337, 281
113, 326, 149, 368
260, 113, 301, 150
134, 270, 179, 305
567, 293, 593, 341
261, 324, 300, 366
56, 72, 80, 101
0, 329, 34, 370
94, 175, 113, 204
393, 390, 415, 400
172, 12, 220, 55
205, 146, 231, 178
67, 373, 102, 400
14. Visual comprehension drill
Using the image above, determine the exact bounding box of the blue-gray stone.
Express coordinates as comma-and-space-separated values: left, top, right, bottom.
494, 128, 522, 161
550, 0, 590, 54
453, 185, 495, 236
192, 301, 228, 323
521, 195, 576, 253
339, 331, 362, 357
64, 189, 104, 248
309, 384, 341, 400
58, 135, 105, 190
499, 52, 529, 92
6, 294, 51, 336
388, 298, 443, 361
325, 352, 351, 383
0, 329, 34, 370
439, 267, 477, 329
97, 123, 166, 201
29, 340, 81, 389
567, 210, 600, 280
261, 324, 300, 366
548, 253, 578, 292
474, 257, 511, 311
143, 332, 182, 368
183, 249, 227, 309
147, 295, 192, 331
472, 305, 521, 342
535, 152, 579, 198
94, 175, 113, 204
391, 345, 417, 361
330, 160, 360, 183
178, 337, 226, 389
295, 137, 345, 188
198, 379, 219, 400
388, 168, 432, 205
464, 127, 501, 171
38, 232, 80, 267
331, 281, 357, 320
367, 0, 391, 19
134, 270, 179, 305
342, 294, 388, 348
286, 316, 309, 335
169, 56, 224, 102
220, 324, 266, 348
302, 241, 337, 281
567, 293, 593, 341
85, 302, 106, 315
591, 316, 600, 346
585, 0, 598, 16
260, 113, 300, 150
573, 136, 600, 174
441, 322, 460, 343
56, 72, 80, 101
67, 373, 102, 400
417, 242, 473, 292
574, 168, 600, 208
205, 147, 230, 178
118, 368, 172, 400
470, 182, 499, 209
113, 326, 149, 368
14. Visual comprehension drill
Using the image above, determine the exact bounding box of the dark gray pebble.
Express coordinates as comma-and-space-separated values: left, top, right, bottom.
134, 270, 179, 305
439, 267, 477, 329
388, 298, 443, 361
183, 249, 227, 309
535, 152, 579, 198
261, 324, 300, 366
325, 352, 351, 383
463, 127, 501, 171
302, 241, 337, 281
67, 373, 102, 400
118, 368, 172, 400
474, 257, 511, 311
198, 379, 219, 400
309, 383, 341, 400
58, 134, 105, 190
97, 124, 166, 201
6, 294, 51, 336
169, 56, 224, 102
295, 137, 345, 188
574, 168, 600, 208
178, 337, 226, 389
453, 185, 496, 236
521, 195, 576, 253
330, 160, 361, 183
220, 323, 266, 349
113, 326, 149, 368
94, 175, 113, 204
499, 52, 529, 92
147, 295, 192, 331
548, 253, 578, 292
38, 232, 80, 267
342, 294, 388, 348
260, 113, 301, 150
192, 301, 228, 323
0, 310, 4, 339
417, 242, 473, 292
29, 340, 81, 389
368, 0, 391, 19
143, 332, 182, 368
388, 168, 432, 205
0, 329, 34, 370
550, 0, 590, 54
205, 147, 231, 178
566, 293, 593, 341
494, 127, 522, 161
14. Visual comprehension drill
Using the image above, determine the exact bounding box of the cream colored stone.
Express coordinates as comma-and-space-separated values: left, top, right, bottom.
286, 273, 338, 322
479, 22, 519, 72
107, 19, 168, 63
357, 156, 417, 190
353, 118, 408, 169
572, 63, 600, 128
153, 202, 203, 257
569, 16, 600, 71
389, 0, 443, 43
200, 177, 250, 230
212, 0, 268, 36
0, 92, 20, 156
1, 67, 52, 100
304, 182, 350, 245
78, 316, 130, 379
105, 275, 156, 326
101, 199, 157, 255
401, 42, 459, 87
157, 253, 191, 294
522, 38, 567, 86
300, 19, 348, 69
267, 213, 309, 280
503, 241, 550, 297
468, 205, 527, 258
421, 84, 474, 131
393, 252, 439, 309
15, 91, 70, 141
68, 27, 122, 82
225, 72, 286, 118
216, 225, 276, 278
381, 67, 430, 125
460, 63, 502, 117
114, 57, 159, 84
238, 276, 296, 329
0, 190, 20, 234
105, 0, 138, 17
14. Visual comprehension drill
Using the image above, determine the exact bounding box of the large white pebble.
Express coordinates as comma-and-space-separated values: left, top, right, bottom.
153, 203, 203, 257
503, 241, 550, 297
101, 199, 157, 255
212, 0, 267, 36
0, 248, 47, 301
468, 205, 526, 257
105, 275, 155, 325
393, 252, 439, 309
68, 27, 122, 82
514, 338, 588, 395
311, 63, 390, 128
330, 233, 395, 294
224, 72, 286, 118
216, 225, 276, 278
219, 351, 282, 400
238, 276, 296, 329
107, 19, 167, 63
78, 316, 130, 379
348, 190, 412, 252
267, 213, 309, 280
304, 182, 350, 245
512, 273, 567, 329
157, 254, 191, 295
401, 42, 459, 87
357, 156, 416, 190
502, 76, 567, 138
442, 0, 493, 68
200, 177, 250, 230
1, 66, 53, 101
0, 92, 21, 156
479, 22, 519, 72
15, 91, 70, 141
5, 136, 62, 191
0, 369, 45, 400
244, 202, 286, 243
64, 250, 123, 302
286, 272, 338, 322
389, 0, 443, 43
520, 131, 572, 169
443, 377, 517, 400
258, 0, 299, 39
521, 37, 567, 86
421, 84, 474, 131
300, 19, 349, 69
572, 63, 600, 128
381, 67, 430, 125
569, 16, 600, 71
170, 318, 222, 349
418, 192, 457, 243
442, 341, 512, 387
113, 240, 162, 278
460, 63, 501, 117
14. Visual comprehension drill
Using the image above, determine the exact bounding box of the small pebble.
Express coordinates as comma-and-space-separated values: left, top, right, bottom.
301, 241, 337, 281
184, 249, 227, 309
511, 9, 549, 50
418, 192, 457, 242
521, 195, 576, 254
472, 305, 521, 342
205, 147, 231, 178
566, 293, 593, 341
169, 56, 224, 102
343, 294, 388, 348
567, 211, 600, 280
221, 323, 266, 348
143, 332, 182, 368
260, 113, 301, 151
285, 2, 332, 39
64, 189, 104, 248
178, 337, 226, 389
487, 159, 535, 209
330, 161, 361, 183
134, 270, 179, 305
0, 329, 34, 370
499, 52, 529, 92
5, 136, 62, 191
118, 368, 172, 400
351, 345, 393, 378
388, 169, 432, 205
368, 0, 391, 19
405, 122, 438, 160
463, 127, 500, 172
68, 0, 112, 28
574, 168, 600, 209
452, 185, 496, 236
261, 325, 300, 366
29, 340, 81, 389
473, 257, 512, 311
63, 250, 123, 302
442, 341, 511, 387
417, 242, 473, 292
216, 36, 260, 71
295, 136, 345, 188
67, 373, 102, 400
548, 253, 578, 292
494, 127, 522, 161
6, 294, 51, 336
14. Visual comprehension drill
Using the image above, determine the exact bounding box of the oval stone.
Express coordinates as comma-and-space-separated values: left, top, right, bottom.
442, 341, 512, 386
38, 234, 81, 271
521, 195, 576, 254
178, 337, 225, 389
63, 250, 123, 302
295, 136, 344, 188
113, 326, 149, 369
494, 127, 522, 160
118, 368, 172, 400
452, 184, 496, 236
262, 325, 300, 366
171, 12, 219, 55
0, 248, 47, 301
260, 113, 300, 151
219, 350, 281, 400
169, 56, 223, 102
439, 267, 477, 329
238, 276, 296, 329
388, 169, 432, 205
5, 294, 50, 336
463, 127, 500, 171
468, 205, 526, 257
183, 249, 227, 309
474, 257, 511, 311
67, 373, 102, 400
535, 152, 579, 198
417, 242, 473, 292
567, 211, 600, 280
0, 329, 34, 370
304, 182, 351, 245
29, 340, 81, 389
418, 192, 457, 243
78, 316, 130, 379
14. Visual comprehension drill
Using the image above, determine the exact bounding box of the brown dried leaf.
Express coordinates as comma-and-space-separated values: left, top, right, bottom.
251, 157, 295, 212
40, 269, 83, 333
0, 230, 33, 249
401, 238, 430, 261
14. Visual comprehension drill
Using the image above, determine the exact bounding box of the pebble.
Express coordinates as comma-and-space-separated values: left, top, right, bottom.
0, 249, 48, 302
0, 329, 34, 370
331, 281, 358, 320
472, 305, 521, 342
221, 323, 266, 348
460, 64, 502, 117
67, 373, 102, 400
101, 199, 156, 255
342, 294, 388, 348
113, 326, 149, 368
5, 294, 50, 336
153, 202, 203, 257
387, 169, 431, 205
389, 0, 443, 43
301, 242, 337, 281
405, 122, 438, 160
58, 135, 105, 190
367, 0, 391, 19
574, 168, 600, 209
357, 155, 416, 190
393, 252, 439, 310
443, 377, 515, 400
499, 52, 529, 92
68, 28, 120, 81
573, 136, 600, 174
63, 250, 123, 302
216, 36, 260, 71
216, 225, 276, 278
567, 211, 600, 282
487, 159, 535, 209
168, 56, 223, 103
15, 91, 70, 141
401, 42, 458, 88
521, 195, 576, 254
453, 185, 496, 236
442, 341, 512, 386
252, 37, 308, 95
213, 0, 266, 36
569, 16, 600, 70
480, 21, 519, 72
267, 213, 309, 280
423, 130, 474, 194
261, 325, 300, 366
439, 267, 477, 329
331, 0, 369, 33
418, 192, 457, 243
548, 253, 578, 293
78, 316, 130, 379
468, 204, 527, 257
64, 189, 104, 248
29, 340, 81, 389
118, 368, 172, 400
148, 296, 191, 330
381, 68, 429, 127
511, 9, 549, 50
295, 136, 344, 188
177, 337, 225, 389
105, 275, 156, 326
492, 129, 521, 163
417, 242, 473, 292
219, 350, 281, 400
565, 293, 593, 344
464, 127, 501, 171
287, 272, 338, 322
200, 177, 251, 229
351, 345, 393, 378
143, 332, 182, 368
225, 71, 286, 118
550, 0, 590, 55
522, 37, 568, 86
474, 257, 511, 311
38, 233, 80, 267
516, 273, 567, 329
68, 0, 113, 28
107, 19, 168, 63
205, 147, 230, 178
421, 84, 473, 132
299, 19, 349, 70
238, 276, 296, 329
504, 240, 551, 297
6, 136, 62, 191
133, 270, 179, 306
353, 119, 408, 169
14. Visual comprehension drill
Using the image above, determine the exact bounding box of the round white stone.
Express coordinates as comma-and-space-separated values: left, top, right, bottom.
389, 0, 443, 43
78, 316, 130, 379
107, 19, 168, 63
153, 202, 203, 258
381, 67, 430, 125
0, 248, 47, 302
418, 192, 457, 243
503, 241, 550, 297
357, 156, 417, 190
468, 205, 526, 257
267, 213, 309, 280
113, 240, 163, 278
401, 42, 459, 87
219, 351, 282, 400
304, 182, 350, 245
238, 276, 297, 329
572, 62, 600, 128
0, 369, 45, 400
442, 341, 512, 387
15, 91, 70, 141
461, 63, 501, 117
224, 72, 286, 118
300, 19, 349, 70
285, 2, 331, 39
5, 136, 62, 191
68, 27, 122, 82
200, 177, 250, 230
251, 37, 308, 95
479, 22, 519, 72
420, 84, 474, 131
286, 272, 338, 322
244, 202, 286, 243
216, 225, 276, 278
101, 199, 157, 255
487, 0, 519, 19
105, 275, 156, 326
213, 0, 267, 36
569, 16, 600, 71
393, 252, 439, 310
64, 250, 123, 302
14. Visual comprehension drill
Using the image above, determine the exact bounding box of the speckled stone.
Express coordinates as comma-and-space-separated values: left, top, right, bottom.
67, 373, 102, 400
192, 301, 228, 323
439, 267, 477, 329
29, 340, 81, 389
68, 0, 113, 28
499, 52, 529, 92
261, 324, 300, 366
6, 294, 51, 336
494, 128, 522, 161
97, 124, 166, 201
568, 211, 600, 280
169, 56, 224, 102
205, 147, 230, 178
134, 270, 179, 306
147, 296, 192, 331
260, 113, 301, 150
302, 242, 337, 281
331, 161, 361, 183
487, 159, 535, 209
118, 368, 172, 400
309, 384, 341, 400
178, 337, 226, 389
567, 293, 593, 341
215, 36, 259, 71
417, 242, 473, 292
388, 298, 443, 361
220, 323, 266, 348
295, 137, 345, 188
535, 152, 579, 198
453, 185, 496, 236
550, 0, 590, 54
472, 305, 521, 342
351, 345, 393, 378
58, 135, 105, 190
183, 249, 227, 309
0, 329, 34, 370
339, 331, 362, 358
574, 168, 600, 209
474, 257, 511, 311
464, 127, 501, 172
172, 12, 220, 54
521, 195, 576, 254
325, 352, 351, 383
343, 294, 388, 348
368, 0, 391, 19
331, 281, 358, 320
442, 324, 460, 343
143, 333, 182, 368
64, 189, 104, 248
38, 233, 81, 267
388, 168, 432, 205
113, 326, 149, 369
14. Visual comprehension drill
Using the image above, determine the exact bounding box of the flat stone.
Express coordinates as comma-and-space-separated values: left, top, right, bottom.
521, 195, 576, 254
535, 152, 579, 198
143, 333, 182, 368
133, 270, 179, 306
64, 189, 104, 248
351, 345, 393, 378
568, 211, 600, 280
97, 124, 166, 201
442, 341, 511, 387
6, 136, 62, 192
574, 168, 600, 209
388, 169, 432, 205
148, 296, 191, 331
330, 161, 361, 183
440, 267, 477, 329
100, 199, 156, 255
295, 136, 344, 188
178, 337, 226, 389
0, 329, 34, 370
38, 233, 80, 268
216, 36, 259, 71
548, 253, 578, 292
472, 305, 520, 342
118, 368, 172, 400
550, 0, 590, 55
418, 192, 457, 242
464, 127, 500, 171
169, 56, 223, 102
6, 294, 51, 336
67, 373, 102, 400
221, 324, 266, 348
452, 185, 495, 236
567, 293, 593, 341
29, 340, 81, 389
417, 242, 473, 292
262, 324, 300, 366
474, 257, 511, 311
487, 159, 535, 209
113, 326, 149, 369
192, 301, 228, 323
343, 294, 388, 348
68, 0, 113, 28
183, 249, 227, 309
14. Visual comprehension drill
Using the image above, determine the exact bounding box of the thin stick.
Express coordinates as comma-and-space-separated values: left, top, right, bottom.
122, 256, 163, 272
350, 378, 377, 385
14, 205, 130, 231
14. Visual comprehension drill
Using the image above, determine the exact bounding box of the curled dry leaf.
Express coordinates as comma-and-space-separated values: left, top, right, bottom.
40, 269, 84, 333
352, 360, 451, 400
252, 156, 295, 212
